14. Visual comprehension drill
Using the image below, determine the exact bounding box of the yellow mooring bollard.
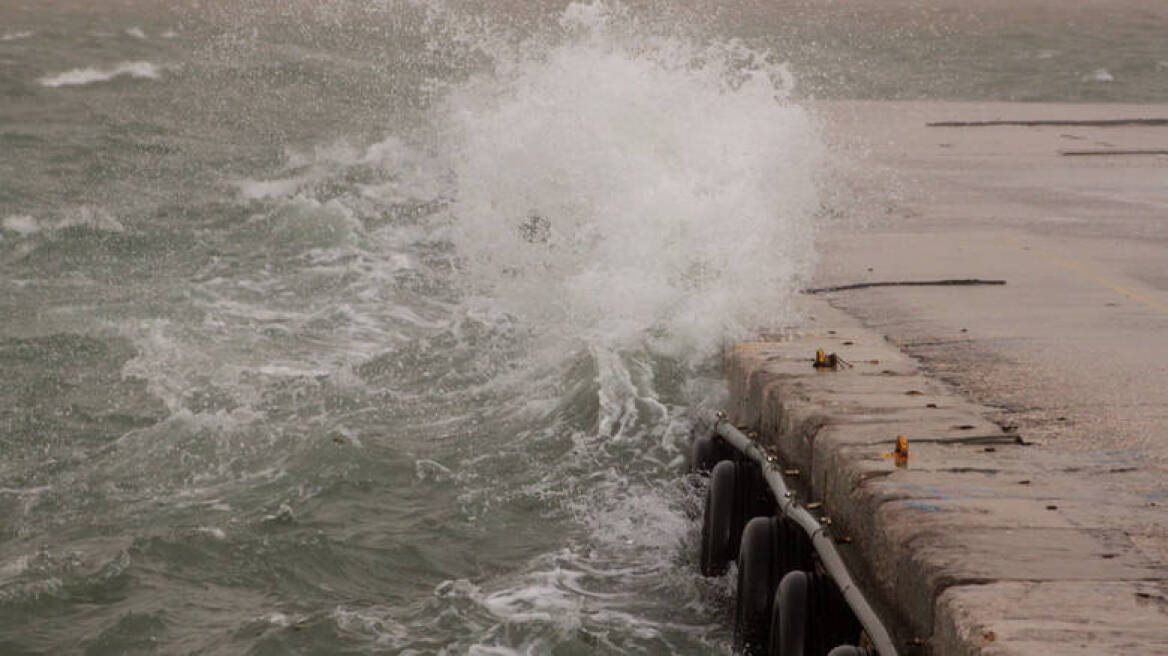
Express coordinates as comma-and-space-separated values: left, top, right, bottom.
882, 435, 910, 468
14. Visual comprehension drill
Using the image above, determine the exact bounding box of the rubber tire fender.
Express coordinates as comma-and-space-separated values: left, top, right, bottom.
736, 458, 776, 522
733, 516, 781, 655
691, 432, 730, 473
814, 572, 863, 651
700, 460, 738, 576
826, 647, 876, 656
775, 515, 815, 579
768, 570, 811, 656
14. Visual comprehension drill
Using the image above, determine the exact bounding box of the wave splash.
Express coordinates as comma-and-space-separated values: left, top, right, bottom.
445, 0, 823, 361
398, 3, 826, 651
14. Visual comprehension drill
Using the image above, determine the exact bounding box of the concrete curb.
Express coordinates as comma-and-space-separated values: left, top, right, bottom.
725, 296, 1168, 655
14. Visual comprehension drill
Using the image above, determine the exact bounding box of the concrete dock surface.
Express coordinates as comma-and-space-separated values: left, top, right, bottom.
818, 100, 1168, 562
727, 102, 1167, 653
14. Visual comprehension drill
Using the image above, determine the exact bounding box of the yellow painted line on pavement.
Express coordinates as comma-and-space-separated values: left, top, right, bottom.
1004, 236, 1168, 314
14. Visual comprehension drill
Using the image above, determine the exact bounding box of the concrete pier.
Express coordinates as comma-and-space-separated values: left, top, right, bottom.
727, 101, 1168, 653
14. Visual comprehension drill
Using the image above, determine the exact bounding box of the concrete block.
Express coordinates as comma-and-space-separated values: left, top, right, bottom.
933, 581, 1168, 655
724, 295, 1168, 653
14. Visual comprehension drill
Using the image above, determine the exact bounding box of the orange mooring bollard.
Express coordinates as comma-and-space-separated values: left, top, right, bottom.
882, 434, 910, 468
894, 434, 909, 468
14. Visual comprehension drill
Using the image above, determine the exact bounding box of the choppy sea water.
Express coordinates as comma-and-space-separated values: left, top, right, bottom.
1, 1, 1164, 653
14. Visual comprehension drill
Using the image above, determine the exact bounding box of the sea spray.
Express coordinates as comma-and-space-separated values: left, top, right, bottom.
444, 1, 823, 360
392, 3, 827, 652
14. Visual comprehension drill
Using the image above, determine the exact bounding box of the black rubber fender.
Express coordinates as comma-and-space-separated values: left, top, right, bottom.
774, 515, 814, 579
735, 458, 776, 522
700, 460, 738, 576
813, 572, 863, 651
771, 570, 864, 655
733, 517, 780, 655
699, 457, 779, 577
826, 646, 877, 656
690, 432, 731, 473
732, 516, 812, 653
768, 570, 810, 656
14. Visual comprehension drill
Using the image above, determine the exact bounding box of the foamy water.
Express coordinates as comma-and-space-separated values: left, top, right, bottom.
39, 61, 162, 87
445, 6, 820, 357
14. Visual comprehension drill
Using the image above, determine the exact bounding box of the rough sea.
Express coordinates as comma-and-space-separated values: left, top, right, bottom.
1, 1, 1165, 653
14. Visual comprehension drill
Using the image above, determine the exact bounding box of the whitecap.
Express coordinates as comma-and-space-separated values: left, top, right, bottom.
262, 612, 294, 627
125, 27, 147, 39
253, 363, 329, 377
195, 526, 227, 540
261, 503, 295, 524
235, 177, 309, 200
2, 215, 40, 236
0, 31, 34, 42
0, 486, 51, 495
4, 208, 124, 237
1083, 68, 1115, 83
39, 61, 162, 87
57, 206, 126, 233
415, 458, 454, 482
0, 555, 31, 578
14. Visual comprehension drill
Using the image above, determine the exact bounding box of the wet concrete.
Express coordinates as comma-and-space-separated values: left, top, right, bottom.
728, 101, 1168, 653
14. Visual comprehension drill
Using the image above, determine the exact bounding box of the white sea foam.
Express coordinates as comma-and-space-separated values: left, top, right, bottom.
0, 486, 51, 496
236, 177, 308, 200
195, 526, 226, 540
415, 458, 454, 482
0, 31, 34, 42
330, 606, 410, 648
3, 208, 125, 237
263, 612, 294, 627
39, 61, 162, 87
125, 27, 147, 39
237, 135, 446, 204
0, 555, 31, 578
2, 215, 40, 236
57, 206, 125, 233
1084, 68, 1115, 83
444, 1, 822, 358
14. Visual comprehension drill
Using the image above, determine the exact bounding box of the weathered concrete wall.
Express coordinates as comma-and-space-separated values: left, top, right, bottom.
726, 297, 1168, 654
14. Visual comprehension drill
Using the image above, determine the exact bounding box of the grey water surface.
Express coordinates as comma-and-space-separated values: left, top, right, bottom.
1, 1, 1165, 654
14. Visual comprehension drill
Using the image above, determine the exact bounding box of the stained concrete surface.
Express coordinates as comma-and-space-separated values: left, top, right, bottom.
727, 300, 1167, 654
725, 101, 1168, 653
816, 101, 1168, 565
